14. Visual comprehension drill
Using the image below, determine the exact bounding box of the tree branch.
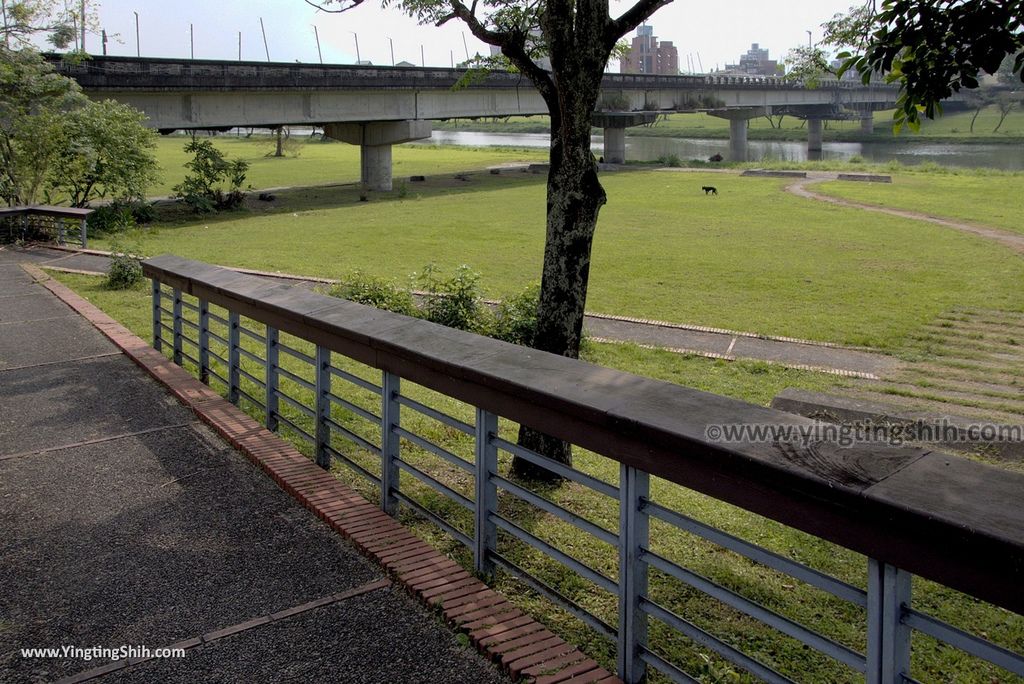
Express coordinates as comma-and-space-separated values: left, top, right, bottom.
606, 0, 673, 47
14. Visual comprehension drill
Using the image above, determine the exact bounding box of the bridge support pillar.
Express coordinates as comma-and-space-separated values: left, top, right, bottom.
603, 127, 626, 164
807, 118, 824, 152
324, 120, 432, 192
860, 115, 875, 134
708, 108, 764, 162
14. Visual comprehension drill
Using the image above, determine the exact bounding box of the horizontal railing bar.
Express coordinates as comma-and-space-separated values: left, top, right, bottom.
207, 329, 228, 347
278, 342, 315, 365
326, 392, 380, 425
395, 458, 474, 512
275, 390, 317, 420
180, 299, 199, 313
492, 474, 619, 547
323, 443, 381, 486
392, 490, 472, 549
395, 394, 474, 435
490, 553, 616, 639
179, 334, 199, 349
275, 412, 315, 444
207, 311, 229, 326
903, 609, 1024, 676
637, 647, 701, 684
158, 305, 174, 317
645, 499, 866, 606
325, 416, 381, 456
206, 367, 228, 386
328, 365, 381, 394
180, 318, 199, 331
238, 325, 266, 343
236, 346, 264, 365
178, 349, 199, 367
277, 366, 316, 392
236, 366, 265, 388
393, 426, 473, 474
236, 387, 265, 410
207, 348, 227, 365
642, 549, 865, 672
158, 322, 174, 334
641, 599, 795, 684
492, 436, 619, 499
491, 514, 618, 594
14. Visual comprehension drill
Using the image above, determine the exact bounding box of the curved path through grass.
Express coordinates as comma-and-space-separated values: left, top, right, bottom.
785, 175, 1024, 255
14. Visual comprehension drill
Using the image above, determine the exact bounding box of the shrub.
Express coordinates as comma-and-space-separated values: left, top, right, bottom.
416, 263, 491, 333
329, 270, 418, 317
88, 203, 135, 235
493, 282, 540, 346
106, 242, 143, 289
171, 139, 249, 213
658, 153, 682, 168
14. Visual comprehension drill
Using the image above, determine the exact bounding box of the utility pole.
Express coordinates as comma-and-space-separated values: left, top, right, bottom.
387, 36, 394, 66
133, 11, 140, 56
313, 25, 322, 64
461, 32, 469, 60
238, 31, 241, 60
79, 0, 86, 52
420, 44, 424, 67
259, 17, 270, 62
190, 23, 194, 59
350, 31, 360, 63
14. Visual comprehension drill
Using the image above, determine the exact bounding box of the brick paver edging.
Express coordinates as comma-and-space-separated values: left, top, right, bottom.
24, 264, 622, 684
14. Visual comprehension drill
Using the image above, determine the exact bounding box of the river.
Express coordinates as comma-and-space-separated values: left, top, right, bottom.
427, 130, 1024, 171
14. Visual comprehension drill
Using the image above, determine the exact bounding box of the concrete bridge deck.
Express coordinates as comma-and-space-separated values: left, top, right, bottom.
0, 251, 513, 683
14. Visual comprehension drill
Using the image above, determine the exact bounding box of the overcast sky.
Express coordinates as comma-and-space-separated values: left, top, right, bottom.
83, 0, 857, 71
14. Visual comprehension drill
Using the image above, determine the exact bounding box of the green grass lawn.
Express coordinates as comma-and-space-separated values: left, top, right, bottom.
49, 270, 1024, 684
98, 168, 1024, 349
149, 135, 546, 196
815, 174, 1024, 235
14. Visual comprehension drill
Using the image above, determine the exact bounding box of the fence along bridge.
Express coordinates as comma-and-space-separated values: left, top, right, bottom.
51, 55, 898, 189
143, 255, 1024, 684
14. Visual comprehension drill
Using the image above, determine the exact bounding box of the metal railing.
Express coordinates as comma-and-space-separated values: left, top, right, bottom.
0, 208, 89, 248
144, 256, 1023, 684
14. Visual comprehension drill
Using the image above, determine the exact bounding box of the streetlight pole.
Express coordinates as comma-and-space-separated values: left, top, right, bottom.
350, 31, 360, 63
79, 0, 86, 52
387, 36, 394, 66
806, 30, 812, 48
313, 25, 322, 64
133, 11, 140, 56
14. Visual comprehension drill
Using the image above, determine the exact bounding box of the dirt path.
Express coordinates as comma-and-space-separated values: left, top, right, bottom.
786, 175, 1024, 255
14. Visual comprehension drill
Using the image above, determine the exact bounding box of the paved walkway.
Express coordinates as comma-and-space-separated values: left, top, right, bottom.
5, 244, 896, 379
0, 251, 512, 683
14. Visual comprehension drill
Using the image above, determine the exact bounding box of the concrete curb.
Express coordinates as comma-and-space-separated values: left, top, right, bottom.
24, 263, 621, 684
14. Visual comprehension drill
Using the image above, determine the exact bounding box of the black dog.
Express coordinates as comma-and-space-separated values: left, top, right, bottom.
702, 186, 718, 195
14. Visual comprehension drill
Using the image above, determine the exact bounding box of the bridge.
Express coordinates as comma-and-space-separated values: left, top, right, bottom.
51, 55, 898, 189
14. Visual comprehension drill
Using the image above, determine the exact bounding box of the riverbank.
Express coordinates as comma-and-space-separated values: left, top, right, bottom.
432, 106, 1024, 144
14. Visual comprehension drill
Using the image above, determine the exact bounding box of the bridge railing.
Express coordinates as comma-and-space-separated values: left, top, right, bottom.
142, 255, 1023, 684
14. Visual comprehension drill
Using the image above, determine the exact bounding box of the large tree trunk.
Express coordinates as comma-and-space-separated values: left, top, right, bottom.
510, 69, 606, 481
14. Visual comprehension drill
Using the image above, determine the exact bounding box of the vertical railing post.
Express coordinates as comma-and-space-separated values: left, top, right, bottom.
171, 287, 183, 366
380, 371, 400, 515
265, 325, 279, 431
315, 345, 331, 470
56, 218, 65, 245
197, 299, 210, 384
474, 408, 498, 576
618, 464, 650, 683
867, 559, 913, 684
227, 311, 240, 404
151, 279, 162, 352
79, 218, 87, 249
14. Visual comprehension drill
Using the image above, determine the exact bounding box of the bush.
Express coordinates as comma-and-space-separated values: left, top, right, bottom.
171, 139, 249, 213
416, 263, 491, 334
106, 242, 143, 289
329, 270, 418, 317
493, 282, 540, 346
88, 201, 155, 235
658, 153, 683, 167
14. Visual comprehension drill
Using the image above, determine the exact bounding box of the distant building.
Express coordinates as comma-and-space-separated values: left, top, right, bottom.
489, 33, 552, 71
396, 60, 416, 68
620, 25, 679, 75
722, 43, 779, 76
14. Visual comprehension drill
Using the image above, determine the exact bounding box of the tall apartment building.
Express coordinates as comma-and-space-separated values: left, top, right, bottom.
619, 25, 679, 75
722, 43, 779, 76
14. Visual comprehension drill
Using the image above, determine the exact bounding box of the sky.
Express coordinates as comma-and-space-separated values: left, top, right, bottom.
80, 0, 857, 71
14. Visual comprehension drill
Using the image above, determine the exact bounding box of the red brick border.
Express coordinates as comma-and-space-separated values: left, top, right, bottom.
26, 264, 621, 684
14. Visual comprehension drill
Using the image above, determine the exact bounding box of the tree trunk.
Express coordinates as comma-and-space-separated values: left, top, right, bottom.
275, 127, 284, 157
993, 104, 1013, 133
970, 106, 982, 132
510, 77, 606, 482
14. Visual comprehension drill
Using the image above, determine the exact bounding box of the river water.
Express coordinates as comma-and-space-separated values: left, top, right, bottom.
428, 130, 1024, 171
